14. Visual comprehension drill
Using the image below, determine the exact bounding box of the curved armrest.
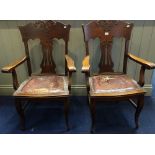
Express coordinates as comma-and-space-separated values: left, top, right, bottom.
128, 53, 155, 69
65, 55, 76, 72
1, 56, 28, 73
82, 55, 90, 73
128, 53, 155, 87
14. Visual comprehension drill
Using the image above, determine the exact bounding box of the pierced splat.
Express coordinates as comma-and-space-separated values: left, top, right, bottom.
99, 29, 114, 72
40, 40, 56, 73
97, 20, 120, 32
99, 41, 114, 72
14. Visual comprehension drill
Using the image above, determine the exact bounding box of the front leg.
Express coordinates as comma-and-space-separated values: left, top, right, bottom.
15, 98, 25, 130
90, 98, 96, 133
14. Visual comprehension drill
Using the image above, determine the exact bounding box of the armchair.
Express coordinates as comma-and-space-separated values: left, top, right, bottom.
81, 21, 155, 132
2, 21, 76, 130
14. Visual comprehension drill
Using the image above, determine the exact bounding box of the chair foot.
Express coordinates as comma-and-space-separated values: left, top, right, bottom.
91, 128, 95, 134
135, 125, 139, 130
21, 126, 26, 131
65, 120, 69, 131
135, 95, 144, 129
66, 126, 70, 131
65, 118, 69, 131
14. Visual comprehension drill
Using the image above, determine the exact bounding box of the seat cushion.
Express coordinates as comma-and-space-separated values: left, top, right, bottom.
89, 74, 145, 96
14, 75, 69, 96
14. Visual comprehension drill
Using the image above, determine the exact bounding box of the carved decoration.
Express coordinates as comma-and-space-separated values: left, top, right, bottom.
97, 20, 120, 32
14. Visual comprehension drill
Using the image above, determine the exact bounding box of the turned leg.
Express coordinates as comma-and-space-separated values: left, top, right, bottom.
15, 98, 25, 130
135, 95, 144, 129
64, 98, 69, 131
90, 99, 96, 133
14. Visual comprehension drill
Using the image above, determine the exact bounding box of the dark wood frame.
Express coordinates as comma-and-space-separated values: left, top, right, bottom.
1, 21, 76, 130
81, 21, 155, 132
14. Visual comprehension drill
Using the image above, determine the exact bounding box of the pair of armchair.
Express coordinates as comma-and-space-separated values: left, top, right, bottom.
2, 20, 155, 132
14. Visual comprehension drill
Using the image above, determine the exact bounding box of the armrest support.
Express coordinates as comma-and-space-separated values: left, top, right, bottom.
82, 55, 90, 91
1, 56, 28, 73
1, 56, 28, 90
65, 55, 76, 72
65, 55, 76, 92
82, 55, 90, 73
127, 53, 155, 69
127, 53, 155, 87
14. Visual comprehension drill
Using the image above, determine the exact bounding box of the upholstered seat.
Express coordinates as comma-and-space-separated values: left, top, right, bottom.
14, 75, 69, 96
89, 74, 145, 96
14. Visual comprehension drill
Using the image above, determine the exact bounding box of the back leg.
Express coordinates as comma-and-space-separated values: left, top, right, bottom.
135, 95, 144, 129
64, 97, 69, 131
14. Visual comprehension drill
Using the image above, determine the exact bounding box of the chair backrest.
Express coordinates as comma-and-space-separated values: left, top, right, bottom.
82, 21, 133, 73
19, 20, 71, 76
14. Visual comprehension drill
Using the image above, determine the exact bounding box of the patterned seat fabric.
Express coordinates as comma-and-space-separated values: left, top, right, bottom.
89, 74, 144, 95
14, 75, 69, 96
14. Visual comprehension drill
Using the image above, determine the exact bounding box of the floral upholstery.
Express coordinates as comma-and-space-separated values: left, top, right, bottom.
14, 75, 69, 96
89, 74, 144, 96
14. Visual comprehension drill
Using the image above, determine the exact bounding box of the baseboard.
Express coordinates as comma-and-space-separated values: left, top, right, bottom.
0, 85, 14, 95
0, 84, 153, 96
143, 84, 153, 96
71, 85, 87, 96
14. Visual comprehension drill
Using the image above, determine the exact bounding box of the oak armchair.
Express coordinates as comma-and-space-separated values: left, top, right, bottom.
2, 21, 76, 130
82, 21, 155, 132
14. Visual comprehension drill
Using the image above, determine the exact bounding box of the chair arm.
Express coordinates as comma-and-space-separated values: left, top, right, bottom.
127, 53, 155, 69
82, 55, 90, 73
65, 55, 76, 72
128, 53, 155, 87
1, 56, 28, 73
